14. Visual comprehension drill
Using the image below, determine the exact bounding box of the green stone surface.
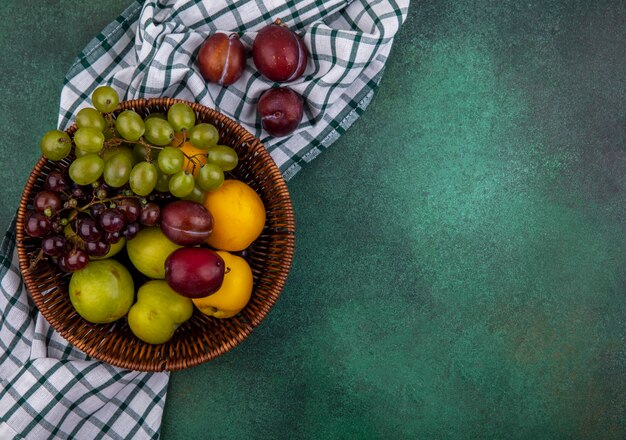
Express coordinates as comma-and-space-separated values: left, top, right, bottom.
0, 1, 623, 439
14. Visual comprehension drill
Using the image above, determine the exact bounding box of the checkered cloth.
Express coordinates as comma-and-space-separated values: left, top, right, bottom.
1, 0, 408, 439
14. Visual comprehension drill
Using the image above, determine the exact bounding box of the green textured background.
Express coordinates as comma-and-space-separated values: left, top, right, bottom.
1, 1, 624, 439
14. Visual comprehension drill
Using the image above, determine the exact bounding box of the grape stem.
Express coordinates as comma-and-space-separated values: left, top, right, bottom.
103, 135, 207, 168
27, 249, 45, 272
77, 194, 141, 213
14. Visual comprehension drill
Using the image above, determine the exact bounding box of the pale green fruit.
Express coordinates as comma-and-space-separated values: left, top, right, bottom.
128, 280, 193, 344
69, 259, 134, 323
126, 227, 182, 279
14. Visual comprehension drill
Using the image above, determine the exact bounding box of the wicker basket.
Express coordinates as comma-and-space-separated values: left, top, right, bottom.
15, 98, 295, 371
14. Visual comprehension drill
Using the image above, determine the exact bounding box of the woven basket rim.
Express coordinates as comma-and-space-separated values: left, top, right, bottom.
15, 98, 295, 371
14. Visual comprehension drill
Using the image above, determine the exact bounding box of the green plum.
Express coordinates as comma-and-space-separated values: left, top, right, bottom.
69, 259, 134, 323
126, 227, 182, 279
127, 280, 193, 344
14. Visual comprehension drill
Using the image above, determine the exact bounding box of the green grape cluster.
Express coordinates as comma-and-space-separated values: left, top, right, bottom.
39, 87, 239, 202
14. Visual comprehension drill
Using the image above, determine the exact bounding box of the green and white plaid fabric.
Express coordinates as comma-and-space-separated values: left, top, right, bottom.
0, 221, 166, 440
59, 0, 409, 180
1, 0, 408, 439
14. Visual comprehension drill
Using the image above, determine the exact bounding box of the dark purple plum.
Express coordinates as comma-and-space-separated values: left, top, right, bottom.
258, 87, 304, 137
165, 247, 225, 298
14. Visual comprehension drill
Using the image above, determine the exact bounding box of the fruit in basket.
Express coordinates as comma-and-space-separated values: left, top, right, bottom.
91, 237, 126, 260
258, 87, 303, 137
206, 145, 238, 171
69, 259, 134, 324
103, 152, 134, 188
144, 115, 175, 146
34, 190, 62, 215
168, 170, 195, 198
196, 163, 224, 192
69, 154, 105, 185
188, 123, 219, 149
167, 102, 196, 132
165, 247, 225, 298
116, 197, 142, 222
74, 127, 105, 153
40, 130, 72, 161
157, 146, 185, 175
127, 280, 193, 344
203, 180, 266, 251
45, 171, 69, 192
115, 110, 145, 141
129, 161, 158, 196
192, 251, 253, 318
253, 20, 307, 82
91, 86, 120, 113
139, 202, 160, 226
41, 235, 67, 257
76, 107, 106, 132
160, 200, 213, 246
197, 33, 246, 86
24, 211, 52, 238
127, 227, 182, 279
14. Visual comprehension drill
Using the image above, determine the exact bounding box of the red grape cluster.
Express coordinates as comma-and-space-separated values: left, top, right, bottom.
23, 170, 162, 272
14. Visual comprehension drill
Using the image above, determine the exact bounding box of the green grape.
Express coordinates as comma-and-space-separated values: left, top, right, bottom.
101, 145, 135, 163
145, 112, 167, 121
92, 86, 120, 113
132, 144, 159, 163
188, 123, 219, 149
168, 171, 194, 198
129, 162, 158, 196
167, 103, 196, 133
196, 163, 224, 192
76, 107, 106, 132
103, 152, 133, 188
69, 154, 104, 185
73, 127, 105, 153
182, 181, 206, 204
157, 147, 184, 175
144, 118, 175, 146
115, 110, 145, 141
207, 145, 238, 171
74, 147, 90, 158
155, 168, 170, 192
40, 130, 71, 161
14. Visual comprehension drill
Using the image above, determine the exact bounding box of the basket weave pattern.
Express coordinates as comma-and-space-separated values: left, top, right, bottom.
15, 98, 295, 371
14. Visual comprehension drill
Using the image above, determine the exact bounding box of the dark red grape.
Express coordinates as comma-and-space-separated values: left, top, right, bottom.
45, 171, 69, 192
34, 191, 63, 215
99, 208, 125, 233
160, 200, 213, 246
90, 203, 106, 218
253, 20, 307, 82
258, 87, 304, 137
84, 240, 111, 257
104, 231, 122, 244
116, 198, 141, 222
122, 222, 140, 240
77, 217, 103, 242
58, 248, 89, 272
41, 235, 67, 256
24, 211, 52, 238
165, 247, 225, 298
139, 203, 160, 226
197, 33, 246, 86
70, 185, 87, 201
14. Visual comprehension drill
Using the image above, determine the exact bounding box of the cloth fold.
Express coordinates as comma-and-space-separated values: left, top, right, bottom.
1, 0, 408, 438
